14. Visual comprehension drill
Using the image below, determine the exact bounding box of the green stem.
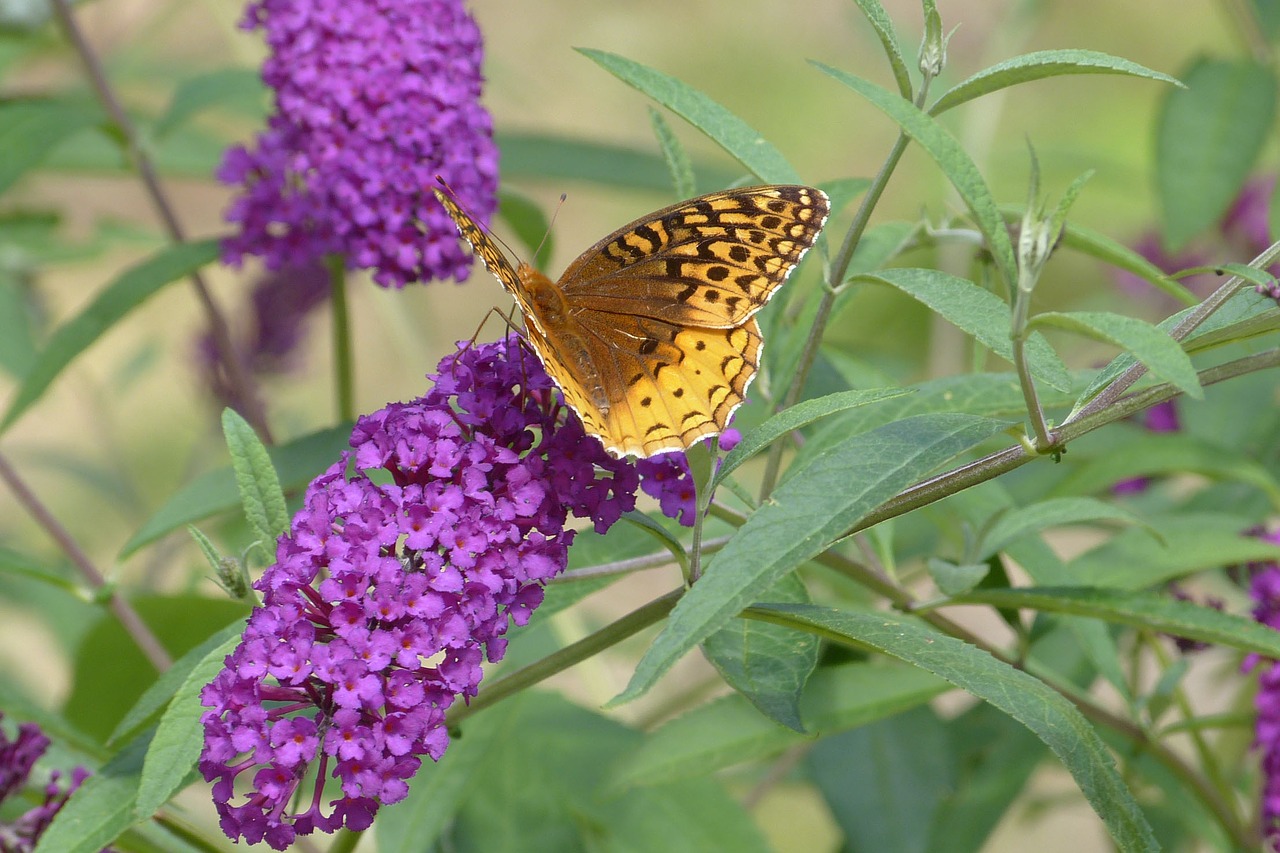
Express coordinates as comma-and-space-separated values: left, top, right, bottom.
1066, 239, 1280, 425
759, 79, 934, 500
328, 256, 355, 423
1009, 283, 1053, 449
452, 590, 681, 723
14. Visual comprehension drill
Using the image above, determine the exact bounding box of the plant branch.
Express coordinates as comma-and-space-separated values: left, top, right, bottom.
327, 256, 355, 422
451, 590, 681, 723
1066, 240, 1280, 425
0, 451, 171, 671
49, 0, 272, 442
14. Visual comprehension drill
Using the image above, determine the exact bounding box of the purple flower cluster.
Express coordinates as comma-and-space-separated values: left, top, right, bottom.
1247, 527, 1280, 844
636, 428, 741, 526
199, 261, 332, 412
219, 0, 499, 287
0, 714, 90, 852
200, 336, 704, 848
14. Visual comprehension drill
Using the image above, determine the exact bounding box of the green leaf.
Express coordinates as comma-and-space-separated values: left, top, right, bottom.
0, 269, 39, 378
953, 586, 1280, 657
811, 62, 1018, 287
848, 0, 912, 98
577, 49, 801, 184
1156, 57, 1276, 248
0, 98, 106, 195
617, 413, 1010, 703
927, 558, 990, 595
811, 706, 952, 853
1068, 512, 1280, 589
34, 730, 150, 853
153, 68, 266, 138
859, 268, 1071, 391
1055, 217, 1198, 305
496, 130, 741, 191
0, 544, 78, 595
750, 604, 1157, 852
931, 49, 1181, 115
714, 387, 910, 485
649, 106, 696, 199
979, 497, 1145, 558
1180, 261, 1277, 292
1029, 310, 1201, 398
108, 620, 244, 748
613, 661, 948, 788
1070, 282, 1278, 413
1, 239, 221, 433
222, 408, 288, 560
701, 573, 817, 732
120, 424, 352, 557
136, 633, 242, 819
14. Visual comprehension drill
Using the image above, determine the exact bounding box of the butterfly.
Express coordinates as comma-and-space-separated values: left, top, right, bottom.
433, 181, 829, 459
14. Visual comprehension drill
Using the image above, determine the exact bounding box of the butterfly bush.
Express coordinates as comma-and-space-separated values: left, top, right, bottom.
0, 714, 92, 852
219, 0, 498, 287
199, 336, 710, 848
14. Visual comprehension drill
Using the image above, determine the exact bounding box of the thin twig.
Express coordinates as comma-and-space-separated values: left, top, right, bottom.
49, 0, 273, 442
0, 452, 171, 671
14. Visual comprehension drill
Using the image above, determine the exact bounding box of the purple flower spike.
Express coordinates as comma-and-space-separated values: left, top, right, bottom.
0, 714, 92, 852
219, 0, 499, 288
1246, 527, 1280, 844
200, 336, 672, 847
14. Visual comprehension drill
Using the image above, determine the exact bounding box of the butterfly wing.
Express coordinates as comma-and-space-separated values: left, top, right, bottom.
556, 185, 829, 328
536, 186, 828, 457
432, 185, 537, 316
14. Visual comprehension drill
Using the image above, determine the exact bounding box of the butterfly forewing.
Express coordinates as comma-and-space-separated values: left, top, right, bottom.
557, 186, 828, 328
434, 183, 829, 458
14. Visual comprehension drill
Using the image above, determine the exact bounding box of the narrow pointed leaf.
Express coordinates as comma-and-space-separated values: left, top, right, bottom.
649, 107, 696, 198
954, 587, 1280, 657
617, 413, 1009, 703
980, 497, 1145, 558
0, 98, 106, 194
702, 573, 817, 732
135, 634, 241, 819
578, 49, 801, 184
1, 239, 221, 433
222, 408, 289, 558
859, 268, 1071, 391
849, 0, 912, 98
1156, 58, 1276, 248
120, 425, 352, 557
749, 603, 1157, 852
714, 387, 910, 485
931, 50, 1180, 115
1029, 310, 1201, 398
811, 63, 1017, 286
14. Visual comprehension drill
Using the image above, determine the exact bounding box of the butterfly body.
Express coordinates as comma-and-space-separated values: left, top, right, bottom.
434, 184, 829, 458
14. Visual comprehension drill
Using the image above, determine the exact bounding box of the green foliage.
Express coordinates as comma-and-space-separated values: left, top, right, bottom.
4, 3, 1280, 853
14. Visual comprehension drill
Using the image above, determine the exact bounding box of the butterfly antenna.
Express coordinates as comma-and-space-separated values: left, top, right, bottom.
531, 193, 568, 268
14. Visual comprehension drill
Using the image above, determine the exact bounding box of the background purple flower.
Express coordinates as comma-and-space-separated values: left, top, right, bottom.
219, 0, 499, 288
0, 714, 91, 852
200, 336, 716, 848
1246, 527, 1280, 844
198, 261, 332, 413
